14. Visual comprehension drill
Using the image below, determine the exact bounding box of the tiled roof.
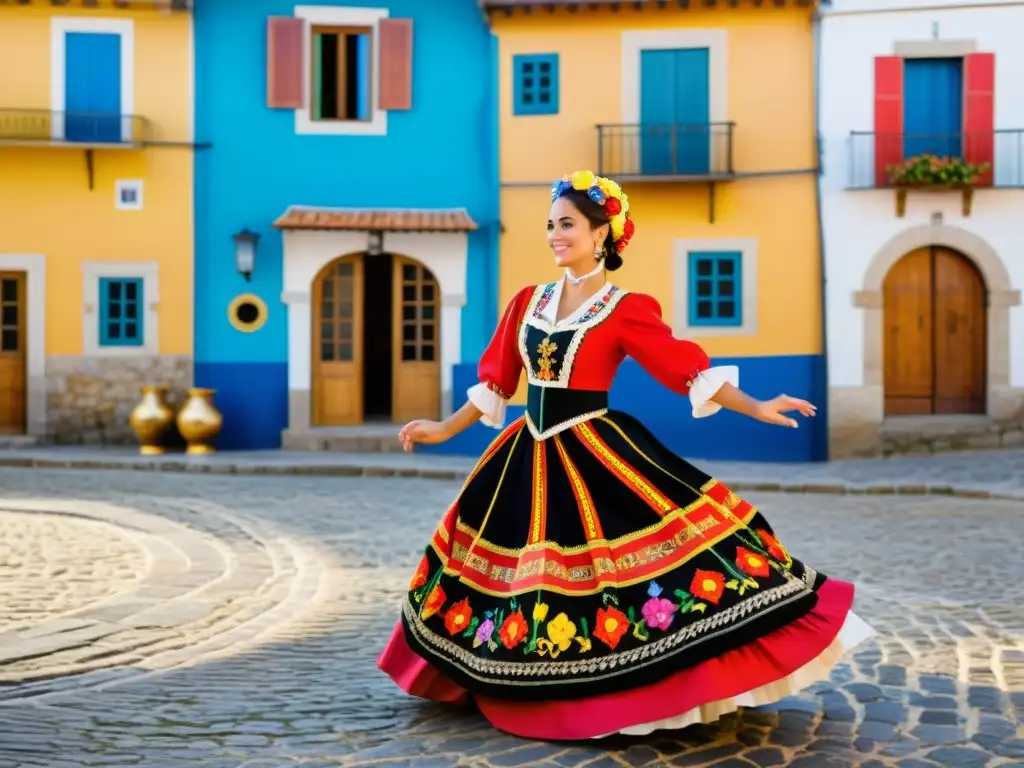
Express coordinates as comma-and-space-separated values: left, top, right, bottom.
273, 207, 479, 232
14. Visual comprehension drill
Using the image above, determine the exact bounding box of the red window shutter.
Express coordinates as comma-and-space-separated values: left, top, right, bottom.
378, 18, 413, 111
964, 52, 995, 186
874, 56, 903, 187
267, 16, 305, 109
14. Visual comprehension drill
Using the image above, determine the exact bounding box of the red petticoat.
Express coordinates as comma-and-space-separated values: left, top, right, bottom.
378, 578, 857, 740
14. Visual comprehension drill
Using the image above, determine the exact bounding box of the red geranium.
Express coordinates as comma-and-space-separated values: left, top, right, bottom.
605, 198, 622, 215
623, 219, 635, 239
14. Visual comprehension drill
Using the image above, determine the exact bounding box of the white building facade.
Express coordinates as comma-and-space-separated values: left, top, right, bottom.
820, 0, 1024, 457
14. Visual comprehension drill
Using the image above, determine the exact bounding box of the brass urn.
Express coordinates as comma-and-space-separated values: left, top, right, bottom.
176, 387, 223, 455
128, 385, 174, 455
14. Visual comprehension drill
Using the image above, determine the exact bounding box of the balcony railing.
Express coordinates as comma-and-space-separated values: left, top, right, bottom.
596, 122, 735, 180
0, 109, 148, 147
847, 130, 1024, 189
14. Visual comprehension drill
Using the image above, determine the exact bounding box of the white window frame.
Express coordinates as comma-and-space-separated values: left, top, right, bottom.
83, 261, 160, 357
672, 237, 758, 338
294, 5, 389, 137
50, 17, 135, 143
115, 179, 144, 211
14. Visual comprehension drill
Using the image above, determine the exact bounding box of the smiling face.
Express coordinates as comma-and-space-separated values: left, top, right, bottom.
547, 195, 610, 271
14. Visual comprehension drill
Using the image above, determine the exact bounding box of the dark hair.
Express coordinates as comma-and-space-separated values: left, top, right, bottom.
557, 189, 624, 271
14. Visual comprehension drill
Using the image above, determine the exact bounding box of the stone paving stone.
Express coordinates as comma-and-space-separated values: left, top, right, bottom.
0, 466, 1021, 766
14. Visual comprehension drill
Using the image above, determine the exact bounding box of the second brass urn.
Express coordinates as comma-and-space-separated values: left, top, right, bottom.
176, 387, 224, 455
128, 385, 174, 455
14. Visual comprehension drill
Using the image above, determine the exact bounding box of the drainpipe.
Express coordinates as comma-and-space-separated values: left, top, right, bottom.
812, 2, 831, 462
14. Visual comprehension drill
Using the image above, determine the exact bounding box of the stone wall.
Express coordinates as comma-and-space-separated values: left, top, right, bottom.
46, 356, 193, 445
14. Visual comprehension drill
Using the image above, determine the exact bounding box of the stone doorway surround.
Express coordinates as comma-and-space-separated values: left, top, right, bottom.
831, 224, 1023, 457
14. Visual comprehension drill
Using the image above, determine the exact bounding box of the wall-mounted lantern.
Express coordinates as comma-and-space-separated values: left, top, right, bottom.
232, 228, 260, 282
367, 229, 384, 257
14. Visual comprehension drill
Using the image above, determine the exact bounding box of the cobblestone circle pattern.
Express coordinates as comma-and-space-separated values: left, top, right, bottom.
0, 465, 1022, 768
0, 510, 147, 632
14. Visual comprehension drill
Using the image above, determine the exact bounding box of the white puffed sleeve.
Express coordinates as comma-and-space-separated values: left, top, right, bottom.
467, 382, 507, 429
689, 365, 739, 419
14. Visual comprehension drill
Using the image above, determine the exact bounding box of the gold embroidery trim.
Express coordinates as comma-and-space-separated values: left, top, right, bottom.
553, 433, 602, 540
528, 440, 547, 545
573, 422, 674, 515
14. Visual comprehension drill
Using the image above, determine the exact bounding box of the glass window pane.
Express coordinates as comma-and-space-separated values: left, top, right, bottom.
1, 328, 17, 351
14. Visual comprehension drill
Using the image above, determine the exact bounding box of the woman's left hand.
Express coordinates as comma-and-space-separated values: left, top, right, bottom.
753, 395, 817, 428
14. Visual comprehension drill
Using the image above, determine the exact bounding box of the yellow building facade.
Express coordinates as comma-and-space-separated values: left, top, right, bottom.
0, 1, 193, 444
485, 0, 825, 461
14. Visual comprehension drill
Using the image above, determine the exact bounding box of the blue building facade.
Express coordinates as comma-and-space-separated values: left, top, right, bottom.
193, 0, 499, 449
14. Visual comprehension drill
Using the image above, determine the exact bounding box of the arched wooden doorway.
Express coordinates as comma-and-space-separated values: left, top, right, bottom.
312, 253, 441, 426
883, 246, 986, 416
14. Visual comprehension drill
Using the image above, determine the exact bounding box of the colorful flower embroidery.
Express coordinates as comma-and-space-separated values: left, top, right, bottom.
690, 569, 726, 605
537, 612, 576, 658
443, 598, 473, 636
473, 618, 495, 648
499, 608, 528, 649
421, 584, 446, 620
757, 529, 789, 563
736, 547, 771, 579
409, 558, 429, 591
532, 284, 556, 320
593, 605, 630, 650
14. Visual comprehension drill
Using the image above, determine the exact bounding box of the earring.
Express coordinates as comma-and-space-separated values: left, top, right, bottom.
594, 244, 605, 260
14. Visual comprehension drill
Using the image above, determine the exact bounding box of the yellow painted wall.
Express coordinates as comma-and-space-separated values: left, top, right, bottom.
491, 5, 822, 385
0, 6, 193, 355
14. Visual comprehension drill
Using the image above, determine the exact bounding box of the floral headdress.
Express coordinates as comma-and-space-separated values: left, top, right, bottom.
551, 170, 636, 254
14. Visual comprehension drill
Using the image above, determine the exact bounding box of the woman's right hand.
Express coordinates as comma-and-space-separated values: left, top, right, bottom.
398, 420, 451, 452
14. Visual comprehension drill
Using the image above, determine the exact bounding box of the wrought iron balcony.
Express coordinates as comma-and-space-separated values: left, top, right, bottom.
846, 130, 1024, 189
0, 109, 148, 147
596, 122, 735, 181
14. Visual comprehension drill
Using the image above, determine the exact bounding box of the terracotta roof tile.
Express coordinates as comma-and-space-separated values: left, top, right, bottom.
273, 207, 478, 232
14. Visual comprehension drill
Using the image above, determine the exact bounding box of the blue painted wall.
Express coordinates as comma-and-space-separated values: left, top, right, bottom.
193, 0, 499, 449
425, 355, 826, 462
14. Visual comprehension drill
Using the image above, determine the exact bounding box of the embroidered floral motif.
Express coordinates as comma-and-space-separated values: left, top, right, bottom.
736, 547, 771, 579
421, 584, 446, 620
689, 569, 725, 605
535, 337, 559, 381
574, 286, 621, 325
593, 605, 630, 649
409, 557, 429, 591
641, 581, 678, 631
444, 598, 473, 636
499, 608, 529, 649
532, 283, 557, 320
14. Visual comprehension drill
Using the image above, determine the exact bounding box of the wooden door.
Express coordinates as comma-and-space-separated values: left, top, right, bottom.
391, 257, 440, 423
0, 273, 26, 434
933, 247, 986, 414
883, 247, 986, 416
313, 256, 364, 426
884, 248, 934, 415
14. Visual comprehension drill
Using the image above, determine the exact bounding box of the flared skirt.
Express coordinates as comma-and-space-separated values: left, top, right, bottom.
379, 410, 874, 739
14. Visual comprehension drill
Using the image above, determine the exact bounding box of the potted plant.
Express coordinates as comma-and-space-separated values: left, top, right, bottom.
886, 154, 991, 217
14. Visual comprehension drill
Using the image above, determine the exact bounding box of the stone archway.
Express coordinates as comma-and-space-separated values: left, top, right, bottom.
854, 224, 1020, 421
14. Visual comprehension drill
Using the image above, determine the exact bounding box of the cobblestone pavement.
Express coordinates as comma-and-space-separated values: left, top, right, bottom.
1, 466, 1023, 767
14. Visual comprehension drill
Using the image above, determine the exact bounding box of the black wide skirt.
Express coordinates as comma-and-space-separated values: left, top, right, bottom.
401, 410, 826, 702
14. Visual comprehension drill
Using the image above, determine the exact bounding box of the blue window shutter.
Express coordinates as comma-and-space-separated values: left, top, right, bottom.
99, 278, 145, 347
688, 251, 742, 327
640, 47, 710, 175
64, 32, 122, 143
513, 54, 559, 116
902, 57, 963, 159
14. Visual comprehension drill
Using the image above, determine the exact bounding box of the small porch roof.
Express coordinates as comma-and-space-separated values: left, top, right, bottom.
273, 206, 479, 233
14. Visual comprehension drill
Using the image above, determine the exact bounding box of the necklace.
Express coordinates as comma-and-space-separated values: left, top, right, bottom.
565, 262, 604, 288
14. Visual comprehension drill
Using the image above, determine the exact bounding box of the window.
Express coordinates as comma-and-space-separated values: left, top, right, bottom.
513, 54, 559, 116
687, 251, 742, 327
99, 277, 144, 347
311, 26, 373, 121
902, 57, 963, 159
115, 179, 143, 210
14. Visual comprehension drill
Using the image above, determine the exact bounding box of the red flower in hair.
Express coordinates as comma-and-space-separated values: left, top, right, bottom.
623, 219, 635, 239
604, 198, 622, 216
